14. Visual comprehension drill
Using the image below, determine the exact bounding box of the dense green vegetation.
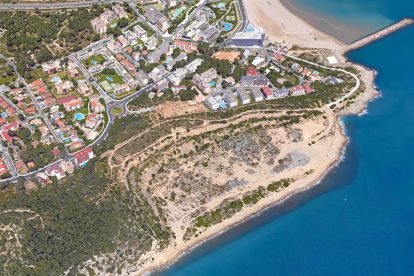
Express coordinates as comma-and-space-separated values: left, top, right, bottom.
0, 157, 171, 275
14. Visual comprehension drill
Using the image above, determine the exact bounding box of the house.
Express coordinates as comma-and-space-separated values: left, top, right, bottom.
261, 87, 273, 99
155, 79, 169, 93
132, 52, 141, 61
85, 114, 100, 128
41, 61, 61, 75
14, 160, 26, 171
246, 67, 258, 77
31, 140, 40, 148
41, 92, 52, 100
4, 122, 19, 132
0, 158, 8, 175
36, 172, 49, 184
251, 87, 263, 101
240, 76, 269, 87
272, 53, 285, 62
47, 163, 65, 180
59, 96, 83, 111
30, 79, 43, 90
304, 83, 315, 93
303, 68, 311, 76
1, 131, 11, 143
55, 80, 72, 94
173, 40, 197, 53
7, 107, 16, 115
291, 85, 305, 95
252, 56, 266, 68
69, 140, 83, 150
225, 77, 235, 86
309, 71, 321, 81
60, 160, 74, 174
91, 99, 105, 113
117, 35, 128, 48
274, 88, 289, 98
224, 90, 237, 108
237, 88, 250, 104
172, 85, 186, 94
0, 118, 7, 126
121, 59, 135, 71
25, 106, 36, 116
36, 86, 47, 95
52, 147, 61, 156
10, 88, 23, 96
114, 83, 128, 95
78, 80, 92, 95
205, 96, 219, 110
73, 147, 94, 166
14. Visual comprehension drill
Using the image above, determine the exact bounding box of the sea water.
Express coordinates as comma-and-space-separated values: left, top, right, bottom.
154, 2, 414, 276
280, 0, 414, 43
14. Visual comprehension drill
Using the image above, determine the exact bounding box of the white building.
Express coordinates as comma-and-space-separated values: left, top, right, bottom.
205, 96, 219, 110
224, 90, 238, 108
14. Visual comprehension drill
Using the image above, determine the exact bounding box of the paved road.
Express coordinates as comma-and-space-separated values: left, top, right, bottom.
284, 54, 361, 107
0, 55, 63, 144
0, 0, 120, 10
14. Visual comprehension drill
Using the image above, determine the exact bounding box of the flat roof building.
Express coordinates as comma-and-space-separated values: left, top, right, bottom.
224, 90, 238, 108
251, 87, 263, 101
237, 88, 250, 104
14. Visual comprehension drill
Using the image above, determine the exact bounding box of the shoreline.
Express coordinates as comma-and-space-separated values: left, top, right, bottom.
133, 69, 380, 276
129, 1, 385, 275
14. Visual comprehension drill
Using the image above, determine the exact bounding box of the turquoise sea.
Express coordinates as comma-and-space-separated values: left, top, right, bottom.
155, 1, 414, 275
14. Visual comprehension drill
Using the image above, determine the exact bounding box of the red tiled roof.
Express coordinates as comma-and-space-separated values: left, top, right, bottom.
261, 87, 272, 96
4, 122, 18, 131
58, 95, 76, 105
1, 131, 11, 142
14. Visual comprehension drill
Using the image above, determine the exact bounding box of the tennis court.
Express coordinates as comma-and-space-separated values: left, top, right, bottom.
99, 80, 112, 92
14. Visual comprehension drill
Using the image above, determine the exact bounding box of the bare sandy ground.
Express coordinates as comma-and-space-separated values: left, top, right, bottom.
244, 0, 344, 50
214, 51, 241, 62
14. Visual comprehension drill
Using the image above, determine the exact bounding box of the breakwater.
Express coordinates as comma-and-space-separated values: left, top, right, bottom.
339, 18, 413, 56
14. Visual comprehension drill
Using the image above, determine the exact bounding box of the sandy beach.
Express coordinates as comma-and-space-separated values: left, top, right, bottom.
93, 1, 381, 275
244, 0, 345, 49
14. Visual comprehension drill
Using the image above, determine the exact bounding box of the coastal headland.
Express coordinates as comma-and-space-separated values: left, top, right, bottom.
0, 1, 411, 275
121, 2, 413, 276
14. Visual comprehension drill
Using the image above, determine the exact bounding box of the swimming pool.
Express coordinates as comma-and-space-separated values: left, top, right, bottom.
218, 3, 225, 8
164, 57, 173, 63
210, 81, 216, 87
106, 76, 113, 81
91, 61, 98, 64
246, 28, 254, 32
51, 76, 61, 82
60, 134, 65, 138
292, 64, 297, 69
1, 112, 6, 118
64, 138, 70, 143
223, 22, 232, 31
110, 23, 117, 28
220, 103, 226, 109
74, 113, 85, 120
172, 8, 185, 18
